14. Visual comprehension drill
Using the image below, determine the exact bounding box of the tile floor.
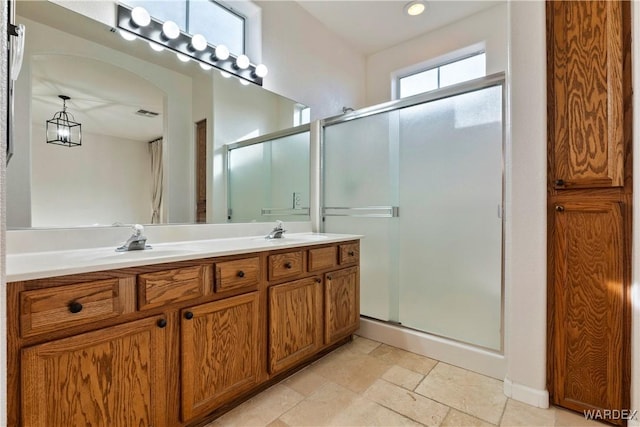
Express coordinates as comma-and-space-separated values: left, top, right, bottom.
206, 336, 606, 427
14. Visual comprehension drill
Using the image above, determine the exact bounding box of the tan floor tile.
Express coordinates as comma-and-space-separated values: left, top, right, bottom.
364, 378, 449, 426
554, 407, 609, 426
341, 335, 382, 354
442, 409, 495, 427
370, 344, 438, 375
283, 367, 329, 397
382, 365, 424, 390
267, 419, 291, 427
207, 384, 304, 427
309, 346, 391, 393
415, 363, 507, 425
500, 399, 554, 426
329, 396, 424, 426
280, 381, 359, 426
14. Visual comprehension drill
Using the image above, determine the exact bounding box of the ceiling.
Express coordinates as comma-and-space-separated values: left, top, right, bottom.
295, 0, 503, 55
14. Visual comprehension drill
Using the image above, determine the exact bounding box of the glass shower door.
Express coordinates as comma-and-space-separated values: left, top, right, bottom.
323, 111, 400, 322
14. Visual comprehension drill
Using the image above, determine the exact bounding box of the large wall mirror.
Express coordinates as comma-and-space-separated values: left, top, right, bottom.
7, 0, 311, 229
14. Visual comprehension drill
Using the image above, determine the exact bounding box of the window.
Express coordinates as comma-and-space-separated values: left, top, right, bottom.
125, 0, 246, 55
397, 52, 486, 99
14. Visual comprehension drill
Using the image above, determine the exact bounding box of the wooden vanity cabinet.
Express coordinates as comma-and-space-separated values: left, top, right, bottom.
181, 292, 261, 422
21, 315, 168, 427
8, 240, 360, 426
268, 277, 323, 374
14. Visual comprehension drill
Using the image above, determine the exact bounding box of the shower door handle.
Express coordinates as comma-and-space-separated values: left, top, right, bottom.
323, 206, 399, 218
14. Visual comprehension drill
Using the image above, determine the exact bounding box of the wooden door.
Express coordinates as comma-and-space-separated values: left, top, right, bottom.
324, 267, 359, 344
195, 119, 207, 223
21, 316, 168, 427
550, 201, 625, 421
181, 292, 260, 422
268, 277, 323, 374
547, 0, 625, 189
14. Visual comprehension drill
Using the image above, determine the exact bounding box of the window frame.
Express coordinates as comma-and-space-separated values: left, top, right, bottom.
391, 43, 486, 100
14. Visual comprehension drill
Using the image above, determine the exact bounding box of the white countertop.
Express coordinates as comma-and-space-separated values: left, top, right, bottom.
7, 233, 361, 282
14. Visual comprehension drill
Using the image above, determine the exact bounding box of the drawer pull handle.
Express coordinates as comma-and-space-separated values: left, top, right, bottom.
284, 262, 293, 269
184, 311, 194, 320
348, 251, 355, 256
555, 179, 565, 187
237, 270, 245, 278
555, 205, 565, 212
68, 301, 83, 314
157, 319, 167, 328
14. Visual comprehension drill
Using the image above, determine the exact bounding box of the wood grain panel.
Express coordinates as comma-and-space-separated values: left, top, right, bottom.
549, 0, 624, 189
215, 257, 260, 293
21, 315, 167, 427
268, 277, 323, 374
551, 201, 624, 418
20, 278, 135, 338
308, 246, 337, 272
339, 242, 360, 265
325, 267, 360, 344
268, 251, 304, 281
181, 292, 260, 422
138, 264, 211, 310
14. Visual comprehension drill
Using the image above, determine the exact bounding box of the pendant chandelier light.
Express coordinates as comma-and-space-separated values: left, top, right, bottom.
46, 95, 82, 147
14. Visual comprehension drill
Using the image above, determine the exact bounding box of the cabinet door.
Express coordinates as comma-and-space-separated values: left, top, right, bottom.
548, 0, 625, 189
551, 201, 625, 420
181, 292, 260, 422
325, 267, 360, 344
269, 277, 323, 374
21, 316, 167, 427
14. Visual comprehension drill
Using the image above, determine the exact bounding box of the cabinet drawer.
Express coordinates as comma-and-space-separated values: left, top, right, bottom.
268, 251, 304, 280
215, 257, 260, 293
138, 265, 211, 311
339, 243, 360, 265
308, 246, 337, 272
20, 278, 136, 338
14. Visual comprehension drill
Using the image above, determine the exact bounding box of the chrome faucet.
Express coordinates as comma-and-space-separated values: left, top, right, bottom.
266, 220, 287, 239
116, 224, 151, 252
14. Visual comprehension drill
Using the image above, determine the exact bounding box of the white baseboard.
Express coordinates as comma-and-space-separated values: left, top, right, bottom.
503, 378, 549, 408
356, 317, 506, 380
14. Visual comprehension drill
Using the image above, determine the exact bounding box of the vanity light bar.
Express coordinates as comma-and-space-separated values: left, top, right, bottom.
116, 4, 265, 86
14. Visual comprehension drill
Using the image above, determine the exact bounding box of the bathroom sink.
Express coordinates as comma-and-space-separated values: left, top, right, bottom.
77, 246, 197, 261
252, 234, 329, 243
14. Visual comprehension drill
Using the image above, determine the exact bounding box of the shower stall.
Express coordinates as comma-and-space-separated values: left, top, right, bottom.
321, 74, 505, 352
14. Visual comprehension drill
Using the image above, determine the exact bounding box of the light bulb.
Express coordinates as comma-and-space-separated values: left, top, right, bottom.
240, 79, 250, 86
212, 45, 229, 61
131, 6, 151, 27
199, 63, 212, 71
404, 0, 426, 16
190, 34, 207, 51
162, 20, 180, 40
119, 30, 137, 41
235, 54, 250, 70
254, 64, 268, 78
220, 71, 231, 78
176, 53, 190, 62
149, 41, 164, 52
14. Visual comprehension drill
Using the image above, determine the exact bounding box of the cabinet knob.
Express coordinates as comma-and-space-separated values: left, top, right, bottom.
184, 311, 194, 320
237, 270, 245, 278
68, 301, 83, 314
284, 262, 292, 269
327, 275, 332, 280
315, 278, 322, 283
348, 251, 355, 257
157, 319, 167, 328
555, 179, 565, 187
555, 205, 565, 212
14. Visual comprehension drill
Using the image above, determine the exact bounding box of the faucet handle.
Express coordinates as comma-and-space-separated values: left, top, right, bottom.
132, 224, 144, 236
275, 220, 284, 230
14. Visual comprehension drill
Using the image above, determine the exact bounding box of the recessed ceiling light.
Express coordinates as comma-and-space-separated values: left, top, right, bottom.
404, 0, 426, 16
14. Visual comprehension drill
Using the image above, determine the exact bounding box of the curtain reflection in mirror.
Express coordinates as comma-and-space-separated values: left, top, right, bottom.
149, 138, 163, 224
